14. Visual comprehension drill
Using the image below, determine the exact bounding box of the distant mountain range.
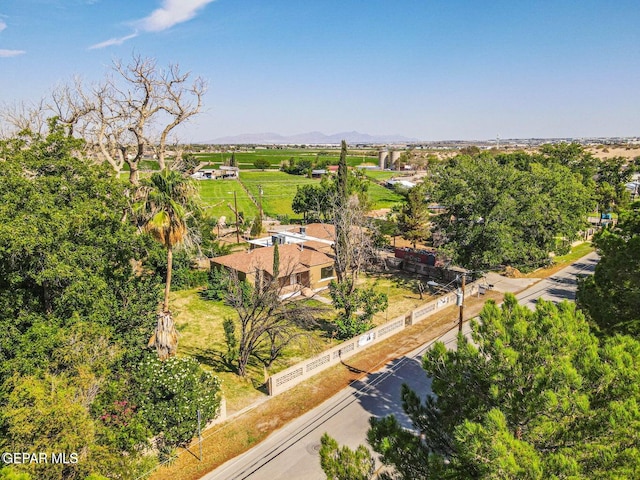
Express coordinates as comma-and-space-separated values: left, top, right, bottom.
205, 131, 419, 145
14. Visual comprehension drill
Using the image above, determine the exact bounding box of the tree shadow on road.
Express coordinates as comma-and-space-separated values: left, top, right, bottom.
348, 356, 432, 430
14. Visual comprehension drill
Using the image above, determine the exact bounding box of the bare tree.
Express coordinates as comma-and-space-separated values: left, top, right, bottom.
0, 98, 48, 137
330, 140, 379, 292
96, 55, 206, 182
223, 251, 322, 377
8, 54, 207, 184
49, 77, 94, 138
156, 64, 206, 170
331, 194, 378, 288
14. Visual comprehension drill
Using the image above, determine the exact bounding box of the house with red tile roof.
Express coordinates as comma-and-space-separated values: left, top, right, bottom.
211, 242, 336, 294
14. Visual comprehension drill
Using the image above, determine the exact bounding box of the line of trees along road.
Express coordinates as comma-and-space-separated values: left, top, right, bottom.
0, 124, 221, 479
578, 201, 640, 337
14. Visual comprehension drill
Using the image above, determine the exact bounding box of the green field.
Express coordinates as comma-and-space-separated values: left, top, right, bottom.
197, 179, 258, 220
195, 149, 378, 169
197, 170, 405, 220
368, 182, 405, 209
362, 170, 398, 181
239, 171, 317, 218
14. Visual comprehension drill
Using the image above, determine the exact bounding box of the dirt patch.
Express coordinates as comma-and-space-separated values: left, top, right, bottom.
586, 146, 640, 160
149, 290, 503, 480
503, 266, 524, 278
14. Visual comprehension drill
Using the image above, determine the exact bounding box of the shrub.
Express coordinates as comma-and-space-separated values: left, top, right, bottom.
201, 267, 233, 301
133, 355, 222, 457
253, 158, 271, 170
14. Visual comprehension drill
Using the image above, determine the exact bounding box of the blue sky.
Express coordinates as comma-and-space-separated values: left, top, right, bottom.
1, 0, 639, 142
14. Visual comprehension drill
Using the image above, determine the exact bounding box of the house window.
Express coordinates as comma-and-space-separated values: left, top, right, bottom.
320, 266, 334, 280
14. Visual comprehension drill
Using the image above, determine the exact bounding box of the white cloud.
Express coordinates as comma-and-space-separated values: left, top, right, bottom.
0, 20, 6, 33
89, 0, 215, 50
89, 32, 139, 50
0, 49, 26, 57
135, 0, 216, 32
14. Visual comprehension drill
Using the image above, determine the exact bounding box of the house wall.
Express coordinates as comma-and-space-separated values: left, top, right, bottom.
308, 263, 335, 290
212, 259, 333, 290
210, 262, 249, 283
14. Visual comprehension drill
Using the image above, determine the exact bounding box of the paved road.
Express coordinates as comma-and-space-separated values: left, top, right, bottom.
202, 252, 598, 480
515, 252, 598, 309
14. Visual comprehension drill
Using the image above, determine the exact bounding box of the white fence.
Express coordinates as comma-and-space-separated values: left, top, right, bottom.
267, 280, 482, 395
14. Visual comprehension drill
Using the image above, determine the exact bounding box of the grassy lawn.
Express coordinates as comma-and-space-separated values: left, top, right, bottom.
525, 242, 595, 278
553, 241, 595, 264
364, 271, 435, 324
170, 289, 263, 412
171, 267, 423, 413
195, 169, 405, 226
171, 289, 336, 413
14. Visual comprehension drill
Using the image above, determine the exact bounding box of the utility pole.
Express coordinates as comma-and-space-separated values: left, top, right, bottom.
457, 274, 466, 333
234, 190, 240, 244
258, 184, 263, 219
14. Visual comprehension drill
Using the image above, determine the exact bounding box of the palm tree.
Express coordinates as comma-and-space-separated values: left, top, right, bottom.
139, 168, 198, 359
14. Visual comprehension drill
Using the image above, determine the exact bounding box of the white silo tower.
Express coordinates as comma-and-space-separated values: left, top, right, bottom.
378, 150, 389, 169
390, 150, 402, 170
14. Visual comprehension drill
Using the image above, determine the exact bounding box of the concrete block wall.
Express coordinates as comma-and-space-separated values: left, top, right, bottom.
267, 280, 483, 396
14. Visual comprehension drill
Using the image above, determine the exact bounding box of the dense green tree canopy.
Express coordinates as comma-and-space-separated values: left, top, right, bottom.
253, 158, 270, 170
328, 279, 388, 339
0, 125, 161, 478
429, 152, 593, 269
0, 125, 219, 478
319, 433, 375, 480
366, 294, 640, 479
578, 202, 640, 336
292, 182, 332, 221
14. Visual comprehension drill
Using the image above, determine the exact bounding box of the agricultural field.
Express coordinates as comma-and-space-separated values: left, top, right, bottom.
367, 182, 405, 209
194, 148, 379, 170
197, 179, 258, 220
362, 169, 400, 181
196, 169, 406, 221
239, 170, 317, 218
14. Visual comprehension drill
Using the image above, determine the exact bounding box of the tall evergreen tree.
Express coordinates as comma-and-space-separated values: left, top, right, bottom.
396, 182, 431, 248
272, 242, 280, 280
334, 140, 351, 284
